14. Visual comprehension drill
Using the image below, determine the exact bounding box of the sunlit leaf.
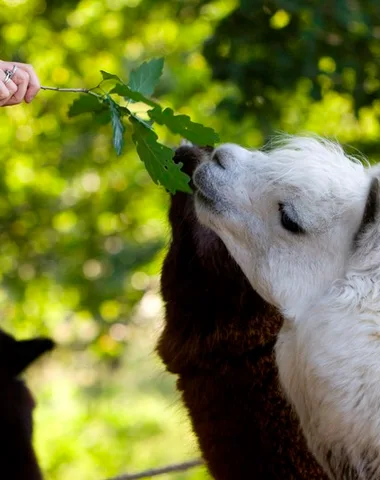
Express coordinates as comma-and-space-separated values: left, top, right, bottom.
128, 58, 164, 96
148, 107, 220, 145
110, 83, 158, 107
130, 116, 191, 194
106, 97, 125, 156
100, 70, 121, 82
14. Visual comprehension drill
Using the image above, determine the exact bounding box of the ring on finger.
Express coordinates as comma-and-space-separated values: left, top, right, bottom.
3, 65, 18, 85
3, 71, 12, 85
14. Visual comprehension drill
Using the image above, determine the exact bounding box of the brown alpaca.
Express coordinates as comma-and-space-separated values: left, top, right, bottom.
157, 145, 327, 479
0, 329, 54, 480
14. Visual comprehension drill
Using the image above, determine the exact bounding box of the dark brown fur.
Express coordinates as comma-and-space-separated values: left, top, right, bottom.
0, 329, 54, 480
157, 146, 327, 479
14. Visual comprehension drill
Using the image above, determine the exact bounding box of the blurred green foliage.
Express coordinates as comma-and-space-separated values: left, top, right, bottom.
0, 0, 379, 479
203, 0, 380, 137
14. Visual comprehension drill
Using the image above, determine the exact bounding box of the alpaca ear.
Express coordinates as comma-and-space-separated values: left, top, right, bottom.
8, 338, 55, 377
354, 176, 380, 246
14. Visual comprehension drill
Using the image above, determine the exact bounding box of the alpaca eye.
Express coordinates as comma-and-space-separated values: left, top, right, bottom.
279, 203, 304, 234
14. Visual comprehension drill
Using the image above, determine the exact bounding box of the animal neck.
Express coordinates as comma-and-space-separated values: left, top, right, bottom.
288, 264, 380, 327
280, 284, 341, 323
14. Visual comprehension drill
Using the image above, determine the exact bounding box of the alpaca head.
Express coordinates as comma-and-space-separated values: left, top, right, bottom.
0, 330, 54, 479
193, 137, 377, 316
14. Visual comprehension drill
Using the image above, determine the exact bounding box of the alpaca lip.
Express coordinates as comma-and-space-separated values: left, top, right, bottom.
195, 189, 216, 207
193, 164, 218, 201
193, 162, 227, 211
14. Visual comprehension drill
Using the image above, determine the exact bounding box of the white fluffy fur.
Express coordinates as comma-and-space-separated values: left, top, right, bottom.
193, 136, 380, 479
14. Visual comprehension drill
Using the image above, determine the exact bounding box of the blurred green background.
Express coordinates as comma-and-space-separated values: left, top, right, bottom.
0, 0, 379, 478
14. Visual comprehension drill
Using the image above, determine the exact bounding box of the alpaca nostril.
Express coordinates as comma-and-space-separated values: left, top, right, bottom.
212, 151, 226, 169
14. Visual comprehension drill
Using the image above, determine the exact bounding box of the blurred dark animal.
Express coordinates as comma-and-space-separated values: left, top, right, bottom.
157, 145, 328, 479
0, 329, 54, 480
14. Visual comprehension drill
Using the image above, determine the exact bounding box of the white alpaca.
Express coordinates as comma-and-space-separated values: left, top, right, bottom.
192, 136, 380, 479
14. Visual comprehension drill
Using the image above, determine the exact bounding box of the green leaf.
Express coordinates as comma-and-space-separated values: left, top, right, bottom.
118, 105, 132, 117
100, 70, 121, 82
93, 110, 111, 125
128, 58, 164, 96
110, 84, 158, 108
129, 113, 153, 130
148, 107, 220, 145
106, 97, 125, 156
68, 94, 104, 117
130, 116, 191, 194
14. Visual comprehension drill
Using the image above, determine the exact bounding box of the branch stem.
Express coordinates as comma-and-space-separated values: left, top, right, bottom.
41, 85, 103, 99
105, 459, 204, 480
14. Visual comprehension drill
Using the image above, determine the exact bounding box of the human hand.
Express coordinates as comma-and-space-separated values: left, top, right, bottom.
0, 61, 40, 107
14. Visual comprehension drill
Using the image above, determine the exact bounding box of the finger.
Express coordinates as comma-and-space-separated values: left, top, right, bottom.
3, 83, 25, 106
0, 67, 18, 105
0, 70, 17, 106
7, 70, 28, 105
0, 82, 12, 106
0, 70, 18, 94
0, 61, 40, 103
14, 63, 40, 103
